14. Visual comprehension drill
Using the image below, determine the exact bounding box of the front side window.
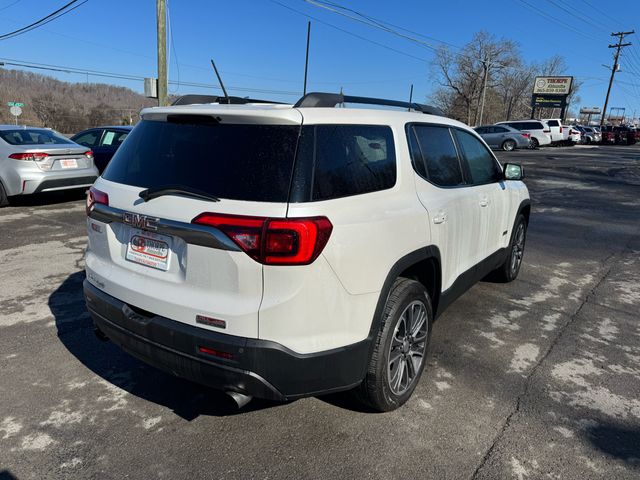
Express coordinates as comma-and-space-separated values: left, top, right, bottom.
412, 125, 464, 187
453, 129, 501, 185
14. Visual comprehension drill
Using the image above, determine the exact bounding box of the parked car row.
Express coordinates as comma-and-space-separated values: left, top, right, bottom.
0, 124, 131, 207
475, 119, 638, 151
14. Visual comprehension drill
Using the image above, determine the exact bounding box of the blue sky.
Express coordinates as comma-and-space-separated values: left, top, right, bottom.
0, 0, 639, 118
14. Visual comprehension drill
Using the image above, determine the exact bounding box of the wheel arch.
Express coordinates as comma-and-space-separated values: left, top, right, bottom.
517, 199, 531, 225
365, 246, 442, 354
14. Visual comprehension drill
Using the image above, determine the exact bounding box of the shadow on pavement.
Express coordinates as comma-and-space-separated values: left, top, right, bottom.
0, 470, 19, 480
7, 189, 87, 207
49, 271, 283, 419
586, 423, 640, 463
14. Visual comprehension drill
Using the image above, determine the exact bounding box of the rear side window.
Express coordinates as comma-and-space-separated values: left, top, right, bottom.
103, 119, 300, 202
411, 125, 464, 187
547, 120, 560, 127
453, 129, 502, 185
293, 125, 396, 202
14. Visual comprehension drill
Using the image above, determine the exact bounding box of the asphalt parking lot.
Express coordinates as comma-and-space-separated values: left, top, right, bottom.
1, 144, 639, 480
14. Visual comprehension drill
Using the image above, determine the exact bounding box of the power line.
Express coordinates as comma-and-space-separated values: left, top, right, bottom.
578, 0, 626, 30
543, 0, 609, 35
0, 0, 21, 13
515, 0, 599, 41
0, 0, 87, 41
310, 0, 461, 49
267, 0, 429, 63
0, 58, 302, 96
304, 0, 440, 52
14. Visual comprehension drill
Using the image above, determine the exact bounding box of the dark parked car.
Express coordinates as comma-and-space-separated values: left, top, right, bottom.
71, 126, 132, 172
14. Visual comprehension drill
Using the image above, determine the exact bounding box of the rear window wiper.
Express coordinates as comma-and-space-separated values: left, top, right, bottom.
139, 185, 220, 203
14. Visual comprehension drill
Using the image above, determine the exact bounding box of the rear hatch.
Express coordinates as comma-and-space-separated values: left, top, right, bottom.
86, 106, 303, 338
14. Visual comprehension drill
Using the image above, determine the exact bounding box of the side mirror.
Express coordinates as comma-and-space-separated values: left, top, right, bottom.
504, 163, 524, 180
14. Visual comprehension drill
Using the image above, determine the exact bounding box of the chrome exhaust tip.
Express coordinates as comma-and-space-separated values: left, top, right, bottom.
227, 391, 252, 409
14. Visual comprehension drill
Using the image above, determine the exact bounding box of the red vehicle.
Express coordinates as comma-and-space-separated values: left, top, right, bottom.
600, 125, 637, 145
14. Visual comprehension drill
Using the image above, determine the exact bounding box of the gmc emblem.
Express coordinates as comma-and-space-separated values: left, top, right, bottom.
123, 212, 159, 231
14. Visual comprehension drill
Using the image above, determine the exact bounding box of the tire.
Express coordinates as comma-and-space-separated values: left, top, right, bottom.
357, 278, 433, 412
491, 214, 527, 283
585, 137, 592, 145
502, 139, 516, 151
0, 182, 8, 208
530, 137, 539, 149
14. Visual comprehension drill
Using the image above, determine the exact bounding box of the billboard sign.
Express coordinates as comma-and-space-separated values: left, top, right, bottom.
533, 76, 573, 95
580, 107, 601, 114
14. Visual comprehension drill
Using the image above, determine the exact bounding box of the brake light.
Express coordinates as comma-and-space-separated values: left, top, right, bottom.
560, 126, 563, 133
192, 213, 333, 265
521, 133, 530, 139
84, 150, 94, 160
9, 152, 49, 161
86, 186, 109, 215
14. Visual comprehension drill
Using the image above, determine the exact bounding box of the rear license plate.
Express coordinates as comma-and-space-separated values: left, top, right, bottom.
59, 159, 78, 169
125, 229, 172, 271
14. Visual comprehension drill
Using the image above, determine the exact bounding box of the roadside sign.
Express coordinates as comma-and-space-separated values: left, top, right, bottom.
7, 102, 25, 107
9, 106, 22, 116
533, 76, 573, 95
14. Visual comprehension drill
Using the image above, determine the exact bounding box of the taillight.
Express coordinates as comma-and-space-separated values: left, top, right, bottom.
521, 133, 530, 139
84, 150, 94, 160
9, 152, 49, 161
559, 126, 563, 133
86, 186, 109, 215
192, 213, 333, 265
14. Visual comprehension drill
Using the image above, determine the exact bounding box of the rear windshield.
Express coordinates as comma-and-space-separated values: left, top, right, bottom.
102, 119, 300, 203
0, 129, 73, 145
104, 119, 397, 203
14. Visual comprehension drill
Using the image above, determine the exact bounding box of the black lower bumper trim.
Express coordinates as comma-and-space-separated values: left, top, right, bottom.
34, 176, 97, 193
83, 280, 370, 400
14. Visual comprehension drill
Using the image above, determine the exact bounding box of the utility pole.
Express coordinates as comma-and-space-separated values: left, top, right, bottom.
601, 30, 634, 125
477, 57, 490, 126
156, 0, 168, 107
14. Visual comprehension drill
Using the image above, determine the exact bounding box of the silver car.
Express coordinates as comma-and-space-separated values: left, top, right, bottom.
473, 124, 531, 151
576, 125, 602, 144
0, 125, 98, 207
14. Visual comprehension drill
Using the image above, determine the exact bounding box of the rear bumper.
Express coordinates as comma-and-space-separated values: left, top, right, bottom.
83, 280, 370, 400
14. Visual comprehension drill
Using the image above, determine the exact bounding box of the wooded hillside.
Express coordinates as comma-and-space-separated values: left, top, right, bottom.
0, 68, 156, 133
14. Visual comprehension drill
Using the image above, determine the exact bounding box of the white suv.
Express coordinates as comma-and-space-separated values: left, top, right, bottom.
84, 93, 530, 411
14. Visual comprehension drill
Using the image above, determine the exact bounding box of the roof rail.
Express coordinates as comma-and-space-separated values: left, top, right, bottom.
294, 92, 445, 116
171, 94, 285, 106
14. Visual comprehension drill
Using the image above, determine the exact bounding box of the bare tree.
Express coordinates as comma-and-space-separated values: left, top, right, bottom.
431, 31, 519, 125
